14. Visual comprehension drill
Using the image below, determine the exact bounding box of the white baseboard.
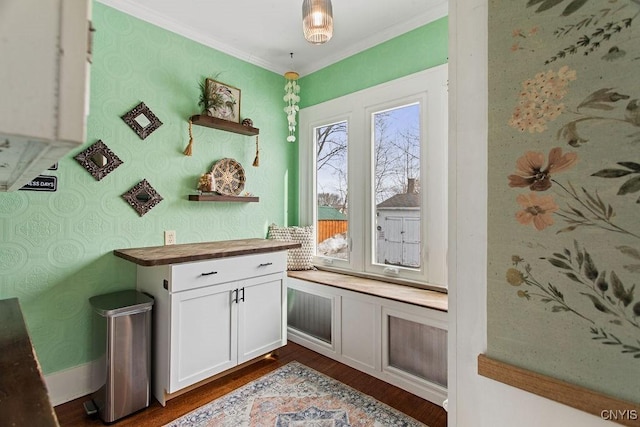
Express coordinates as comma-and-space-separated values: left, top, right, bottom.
45, 359, 103, 406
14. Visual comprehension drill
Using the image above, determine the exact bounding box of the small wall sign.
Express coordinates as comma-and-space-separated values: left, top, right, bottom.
20, 175, 57, 192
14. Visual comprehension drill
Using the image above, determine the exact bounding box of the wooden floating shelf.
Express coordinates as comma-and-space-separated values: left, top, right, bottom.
188, 194, 259, 203
190, 115, 259, 136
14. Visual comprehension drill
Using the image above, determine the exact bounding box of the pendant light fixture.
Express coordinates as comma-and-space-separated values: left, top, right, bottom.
302, 0, 333, 44
284, 53, 300, 143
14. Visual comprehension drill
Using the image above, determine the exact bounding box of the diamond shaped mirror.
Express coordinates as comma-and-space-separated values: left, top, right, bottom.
122, 179, 163, 217
121, 102, 163, 140
74, 140, 123, 181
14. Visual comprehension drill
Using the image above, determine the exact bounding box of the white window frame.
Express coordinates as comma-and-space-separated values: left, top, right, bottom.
299, 65, 448, 289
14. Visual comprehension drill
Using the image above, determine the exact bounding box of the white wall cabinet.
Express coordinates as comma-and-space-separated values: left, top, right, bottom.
136, 251, 288, 406
0, 0, 92, 191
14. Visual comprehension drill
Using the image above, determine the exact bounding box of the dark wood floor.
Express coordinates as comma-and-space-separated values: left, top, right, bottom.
55, 341, 447, 427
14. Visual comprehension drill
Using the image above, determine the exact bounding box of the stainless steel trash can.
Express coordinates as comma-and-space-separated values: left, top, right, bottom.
88, 290, 154, 423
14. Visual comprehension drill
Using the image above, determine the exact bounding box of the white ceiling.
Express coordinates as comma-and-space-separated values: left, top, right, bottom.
97, 0, 448, 77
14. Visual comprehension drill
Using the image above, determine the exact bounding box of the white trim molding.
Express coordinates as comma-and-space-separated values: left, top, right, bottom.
96, 0, 447, 76
45, 359, 103, 406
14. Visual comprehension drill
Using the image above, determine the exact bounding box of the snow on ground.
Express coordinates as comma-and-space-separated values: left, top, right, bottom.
317, 233, 348, 259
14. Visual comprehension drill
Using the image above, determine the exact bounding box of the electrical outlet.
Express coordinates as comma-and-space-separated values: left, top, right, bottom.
164, 230, 176, 245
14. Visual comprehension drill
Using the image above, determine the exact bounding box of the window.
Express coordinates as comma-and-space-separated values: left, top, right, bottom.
315, 121, 349, 260
373, 104, 421, 269
299, 65, 448, 288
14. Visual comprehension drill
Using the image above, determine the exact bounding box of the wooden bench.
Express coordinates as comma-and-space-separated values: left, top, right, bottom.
286, 269, 448, 407
287, 269, 447, 311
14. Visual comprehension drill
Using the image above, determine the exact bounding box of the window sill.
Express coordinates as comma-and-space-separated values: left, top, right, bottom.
311, 264, 446, 293
287, 269, 447, 312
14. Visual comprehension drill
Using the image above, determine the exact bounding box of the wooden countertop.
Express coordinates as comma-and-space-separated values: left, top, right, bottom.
0, 298, 59, 427
114, 238, 302, 266
287, 270, 448, 312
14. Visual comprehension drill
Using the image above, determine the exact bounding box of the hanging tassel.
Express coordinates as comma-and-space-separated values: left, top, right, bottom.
252, 135, 260, 167
183, 119, 194, 156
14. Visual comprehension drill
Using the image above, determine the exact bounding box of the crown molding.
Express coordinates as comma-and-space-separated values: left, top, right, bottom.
97, 0, 448, 77
298, 1, 448, 75
96, 0, 282, 74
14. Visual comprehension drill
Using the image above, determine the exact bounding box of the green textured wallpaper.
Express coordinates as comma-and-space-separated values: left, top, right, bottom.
299, 17, 448, 109
0, 4, 448, 379
0, 3, 294, 374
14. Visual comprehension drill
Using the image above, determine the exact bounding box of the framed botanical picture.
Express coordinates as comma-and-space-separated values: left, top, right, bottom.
205, 79, 241, 123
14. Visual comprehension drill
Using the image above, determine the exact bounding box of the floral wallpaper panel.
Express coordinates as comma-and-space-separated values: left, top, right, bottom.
487, 0, 640, 403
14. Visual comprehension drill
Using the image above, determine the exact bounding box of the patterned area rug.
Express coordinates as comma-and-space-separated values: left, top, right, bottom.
164, 361, 426, 427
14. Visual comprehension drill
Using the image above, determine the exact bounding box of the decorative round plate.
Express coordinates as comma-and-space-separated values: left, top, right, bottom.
211, 158, 245, 196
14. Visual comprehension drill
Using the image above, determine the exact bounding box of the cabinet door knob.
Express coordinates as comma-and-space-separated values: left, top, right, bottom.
232, 289, 238, 303
240, 287, 245, 302
200, 271, 218, 276
258, 262, 273, 267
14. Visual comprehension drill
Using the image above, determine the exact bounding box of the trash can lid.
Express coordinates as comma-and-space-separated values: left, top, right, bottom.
89, 290, 154, 317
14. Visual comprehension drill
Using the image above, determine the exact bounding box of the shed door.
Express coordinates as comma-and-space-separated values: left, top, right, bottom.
384, 216, 403, 265
383, 216, 421, 268
403, 217, 421, 268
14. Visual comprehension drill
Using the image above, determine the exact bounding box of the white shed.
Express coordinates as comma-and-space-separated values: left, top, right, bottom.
376, 179, 421, 268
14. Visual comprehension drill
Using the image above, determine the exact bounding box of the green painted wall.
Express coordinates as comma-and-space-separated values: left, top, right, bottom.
0, 3, 295, 374
0, 5, 447, 378
299, 17, 448, 109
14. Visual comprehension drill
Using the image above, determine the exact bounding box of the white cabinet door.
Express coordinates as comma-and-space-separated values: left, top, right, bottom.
237, 273, 285, 364
341, 296, 379, 371
169, 282, 237, 393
